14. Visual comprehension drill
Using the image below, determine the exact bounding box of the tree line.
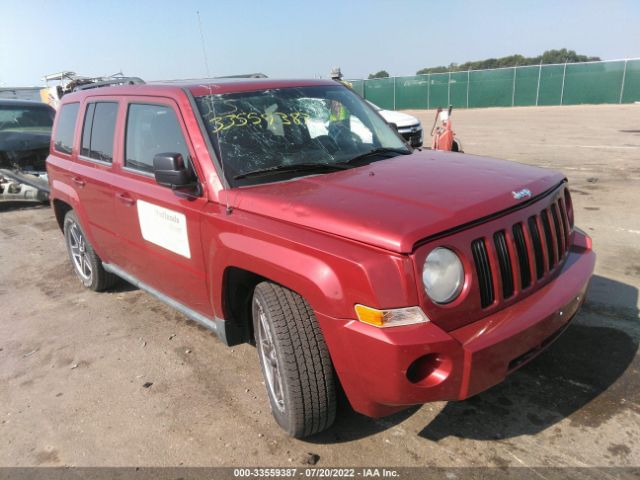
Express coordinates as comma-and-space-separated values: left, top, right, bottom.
367, 49, 601, 78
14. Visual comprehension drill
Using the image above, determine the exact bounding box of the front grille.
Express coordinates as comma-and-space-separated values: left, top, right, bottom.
541, 210, 556, 269
528, 216, 545, 279
400, 130, 423, 147
472, 196, 571, 308
512, 223, 531, 289
397, 124, 421, 133
494, 231, 514, 299
471, 238, 494, 308
550, 203, 564, 255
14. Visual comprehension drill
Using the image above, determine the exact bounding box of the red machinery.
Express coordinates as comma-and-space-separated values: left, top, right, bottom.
431, 105, 463, 152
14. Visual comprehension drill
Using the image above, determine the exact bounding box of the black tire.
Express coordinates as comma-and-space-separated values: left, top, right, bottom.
252, 282, 336, 437
63, 210, 118, 291
452, 138, 463, 153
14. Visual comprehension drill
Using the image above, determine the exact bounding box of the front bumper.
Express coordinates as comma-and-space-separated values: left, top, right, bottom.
317, 234, 595, 418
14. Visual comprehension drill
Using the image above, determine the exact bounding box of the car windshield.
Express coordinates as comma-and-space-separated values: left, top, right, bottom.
0, 105, 54, 132
194, 85, 410, 186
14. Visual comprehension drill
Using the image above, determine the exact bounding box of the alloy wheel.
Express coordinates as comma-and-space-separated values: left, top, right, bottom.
67, 221, 93, 281
255, 298, 286, 413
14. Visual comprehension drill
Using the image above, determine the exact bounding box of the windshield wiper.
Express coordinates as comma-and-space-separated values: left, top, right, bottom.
233, 162, 350, 180
341, 147, 411, 166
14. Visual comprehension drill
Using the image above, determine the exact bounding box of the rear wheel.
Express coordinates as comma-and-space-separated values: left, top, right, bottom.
252, 282, 336, 437
63, 211, 117, 291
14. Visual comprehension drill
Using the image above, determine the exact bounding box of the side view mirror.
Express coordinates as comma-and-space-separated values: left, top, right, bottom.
153, 153, 195, 190
387, 122, 398, 132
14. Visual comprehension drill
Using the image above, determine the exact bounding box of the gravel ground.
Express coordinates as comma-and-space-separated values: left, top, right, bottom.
0, 104, 638, 469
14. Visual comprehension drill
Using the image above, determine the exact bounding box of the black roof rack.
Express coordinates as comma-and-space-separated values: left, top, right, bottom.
73, 77, 145, 92
215, 73, 268, 79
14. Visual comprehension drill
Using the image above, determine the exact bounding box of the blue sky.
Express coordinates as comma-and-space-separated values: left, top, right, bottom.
1, 0, 638, 86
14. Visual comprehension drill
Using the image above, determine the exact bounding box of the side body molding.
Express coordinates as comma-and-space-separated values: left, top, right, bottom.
102, 263, 230, 344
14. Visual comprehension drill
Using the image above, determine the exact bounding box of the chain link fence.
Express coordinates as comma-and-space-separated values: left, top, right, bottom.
350, 59, 640, 110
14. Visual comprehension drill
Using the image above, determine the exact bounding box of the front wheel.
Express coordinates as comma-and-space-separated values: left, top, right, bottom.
252, 282, 336, 437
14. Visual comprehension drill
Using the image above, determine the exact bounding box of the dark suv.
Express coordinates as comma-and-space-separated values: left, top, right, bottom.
1, 99, 55, 172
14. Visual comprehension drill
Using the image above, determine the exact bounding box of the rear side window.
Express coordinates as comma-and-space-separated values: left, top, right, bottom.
53, 103, 80, 154
80, 102, 118, 162
125, 104, 189, 173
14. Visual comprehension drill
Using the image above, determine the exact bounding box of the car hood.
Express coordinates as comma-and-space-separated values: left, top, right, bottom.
233, 151, 564, 253
378, 110, 420, 128
0, 129, 51, 152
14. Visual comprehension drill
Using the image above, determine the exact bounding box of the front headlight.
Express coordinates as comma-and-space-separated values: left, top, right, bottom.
422, 247, 464, 304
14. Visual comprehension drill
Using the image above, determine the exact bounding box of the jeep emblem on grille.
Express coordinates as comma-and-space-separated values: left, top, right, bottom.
512, 188, 532, 200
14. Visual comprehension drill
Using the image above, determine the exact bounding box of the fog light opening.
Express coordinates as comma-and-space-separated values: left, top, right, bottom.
406, 354, 451, 387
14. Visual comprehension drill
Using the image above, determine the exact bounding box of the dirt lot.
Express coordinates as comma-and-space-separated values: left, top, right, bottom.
0, 104, 639, 469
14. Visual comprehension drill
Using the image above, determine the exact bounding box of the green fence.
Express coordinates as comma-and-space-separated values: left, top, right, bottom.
350, 59, 640, 110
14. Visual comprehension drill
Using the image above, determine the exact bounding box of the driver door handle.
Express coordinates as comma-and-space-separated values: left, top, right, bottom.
116, 192, 135, 206
71, 176, 86, 187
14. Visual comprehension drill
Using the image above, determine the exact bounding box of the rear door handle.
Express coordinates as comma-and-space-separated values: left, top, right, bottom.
116, 192, 135, 206
71, 176, 86, 187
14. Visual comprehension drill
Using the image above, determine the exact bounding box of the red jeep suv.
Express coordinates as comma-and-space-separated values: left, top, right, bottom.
46, 79, 595, 437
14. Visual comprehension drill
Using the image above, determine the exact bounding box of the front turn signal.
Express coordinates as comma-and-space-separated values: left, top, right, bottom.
354, 305, 430, 328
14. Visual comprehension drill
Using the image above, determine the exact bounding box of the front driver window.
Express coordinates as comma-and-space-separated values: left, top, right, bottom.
125, 104, 189, 173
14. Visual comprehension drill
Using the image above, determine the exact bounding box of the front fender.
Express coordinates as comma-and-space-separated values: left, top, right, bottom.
203, 206, 420, 320
216, 232, 344, 316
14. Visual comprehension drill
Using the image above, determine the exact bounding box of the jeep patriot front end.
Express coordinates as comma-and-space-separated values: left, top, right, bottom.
46, 79, 595, 437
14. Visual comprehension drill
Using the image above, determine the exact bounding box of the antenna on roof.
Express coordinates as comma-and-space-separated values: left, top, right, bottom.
196, 12, 231, 214
196, 11, 211, 78
199, 85, 232, 215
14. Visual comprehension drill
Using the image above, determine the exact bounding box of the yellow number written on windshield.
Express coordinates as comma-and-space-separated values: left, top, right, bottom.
209, 112, 310, 133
